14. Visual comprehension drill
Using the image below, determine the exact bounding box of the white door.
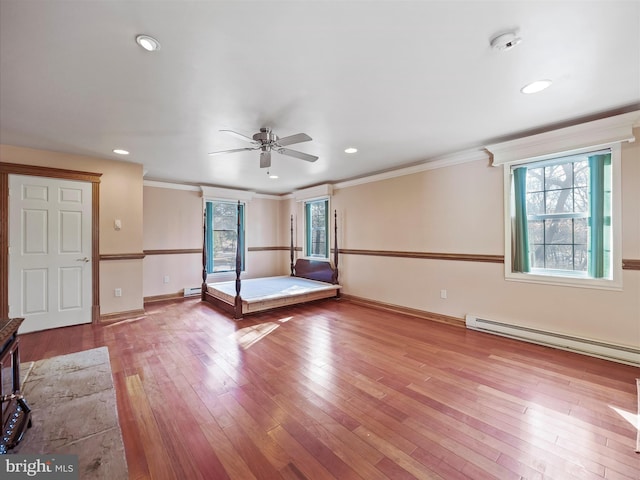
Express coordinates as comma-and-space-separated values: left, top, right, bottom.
8, 175, 93, 333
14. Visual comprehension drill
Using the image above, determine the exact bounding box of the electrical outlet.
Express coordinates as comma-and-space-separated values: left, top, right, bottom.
440, 289, 447, 299
114, 288, 122, 297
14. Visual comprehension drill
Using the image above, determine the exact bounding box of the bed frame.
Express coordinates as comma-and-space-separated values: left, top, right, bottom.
202, 203, 340, 319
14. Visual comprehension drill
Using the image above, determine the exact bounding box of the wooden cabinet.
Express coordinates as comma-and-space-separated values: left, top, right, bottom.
0, 318, 31, 454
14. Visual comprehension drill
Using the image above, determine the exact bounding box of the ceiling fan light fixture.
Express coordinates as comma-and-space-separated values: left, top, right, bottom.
521, 79, 552, 94
136, 34, 161, 52
214, 127, 318, 167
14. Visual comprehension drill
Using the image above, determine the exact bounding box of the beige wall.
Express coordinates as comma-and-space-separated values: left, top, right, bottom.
245, 196, 289, 278
334, 159, 503, 254
308, 131, 639, 350
0, 144, 144, 315
142, 187, 287, 297
143, 185, 203, 297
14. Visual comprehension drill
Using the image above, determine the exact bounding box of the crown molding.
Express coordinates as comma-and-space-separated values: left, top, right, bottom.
334, 148, 489, 190
143, 180, 201, 191
144, 180, 287, 200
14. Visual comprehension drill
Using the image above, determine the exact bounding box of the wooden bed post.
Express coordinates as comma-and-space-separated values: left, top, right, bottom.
201, 207, 207, 300
233, 200, 242, 319
290, 214, 295, 276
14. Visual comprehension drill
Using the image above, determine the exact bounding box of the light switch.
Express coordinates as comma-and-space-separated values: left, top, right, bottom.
114, 219, 122, 231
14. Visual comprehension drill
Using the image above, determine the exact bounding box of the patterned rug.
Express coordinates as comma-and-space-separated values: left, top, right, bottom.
12, 347, 128, 479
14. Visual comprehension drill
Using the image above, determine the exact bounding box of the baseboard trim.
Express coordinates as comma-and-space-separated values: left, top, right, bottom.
341, 294, 465, 327
466, 314, 640, 366
143, 292, 187, 305
99, 309, 146, 323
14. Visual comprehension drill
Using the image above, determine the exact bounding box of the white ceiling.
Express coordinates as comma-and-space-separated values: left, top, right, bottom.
1, 1, 639, 195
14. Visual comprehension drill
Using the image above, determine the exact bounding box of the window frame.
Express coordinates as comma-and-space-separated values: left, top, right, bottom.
304, 197, 330, 259
205, 199, 246, 276
503, 143, 622, 290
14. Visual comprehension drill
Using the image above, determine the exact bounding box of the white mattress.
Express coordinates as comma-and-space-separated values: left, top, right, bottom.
207, 275, 340, 303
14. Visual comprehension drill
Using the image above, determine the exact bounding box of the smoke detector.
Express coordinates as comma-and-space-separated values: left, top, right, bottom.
490, 31, 522, 51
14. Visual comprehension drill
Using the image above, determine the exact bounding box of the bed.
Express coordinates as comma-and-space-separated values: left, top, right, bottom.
202, 206, 340, 319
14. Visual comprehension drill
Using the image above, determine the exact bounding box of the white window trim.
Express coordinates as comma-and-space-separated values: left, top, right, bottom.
303, 196, 331, 260
501, 143, 622, 290
200, 187, 253, 275
487, 112, 640, 290
202, 195, 249, 280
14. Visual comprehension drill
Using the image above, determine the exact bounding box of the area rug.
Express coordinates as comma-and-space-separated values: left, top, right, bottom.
12, 347, 128, 479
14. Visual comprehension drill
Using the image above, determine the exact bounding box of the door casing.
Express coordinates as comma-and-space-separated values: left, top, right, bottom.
0, 162, 101, 323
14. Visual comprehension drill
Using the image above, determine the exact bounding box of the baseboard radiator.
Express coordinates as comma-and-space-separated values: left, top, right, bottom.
465, 315, 640, 367
183, 286, 202, 297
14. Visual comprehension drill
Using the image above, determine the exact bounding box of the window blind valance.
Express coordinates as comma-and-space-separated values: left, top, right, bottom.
200, 185, 254, 202
293, 183, 333, 202
486, 111, 638, 167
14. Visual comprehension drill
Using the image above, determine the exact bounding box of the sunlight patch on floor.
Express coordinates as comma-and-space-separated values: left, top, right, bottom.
609, 405, 639, 430
232, 316, 293, 350
610, 378, 640, 452
104, 316, 147, 328
233, 323, 279, 350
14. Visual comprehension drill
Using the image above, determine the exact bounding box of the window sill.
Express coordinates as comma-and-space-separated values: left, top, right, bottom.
206, 271, 245, 283
505, 271, 622, 291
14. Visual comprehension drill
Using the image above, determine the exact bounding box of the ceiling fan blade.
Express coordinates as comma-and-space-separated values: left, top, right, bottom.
276, 133, 312, 147
219, 129, 255, 143
260, 150, 271, 168
277, 148, 318, 162
208, 147, 257, 156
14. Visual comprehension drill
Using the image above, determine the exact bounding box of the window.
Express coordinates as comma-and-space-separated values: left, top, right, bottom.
509, 147, 619, 286
205, 200, 244, 273
305, 198, 329, 258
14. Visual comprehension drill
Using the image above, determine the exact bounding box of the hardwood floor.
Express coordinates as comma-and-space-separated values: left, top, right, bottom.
18, 298, 639, 479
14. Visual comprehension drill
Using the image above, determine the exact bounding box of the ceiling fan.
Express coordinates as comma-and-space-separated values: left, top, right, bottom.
208, 127, 318, 168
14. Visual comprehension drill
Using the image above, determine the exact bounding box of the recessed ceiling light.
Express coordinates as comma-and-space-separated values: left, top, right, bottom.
269, 175, 279, 179
344, 147, 358, 154
112, 149, 130, 155
135, 34, 161, 52
521, 79, 552, 94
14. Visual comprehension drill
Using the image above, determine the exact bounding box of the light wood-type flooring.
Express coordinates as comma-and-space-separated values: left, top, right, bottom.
18, 298, 640, 479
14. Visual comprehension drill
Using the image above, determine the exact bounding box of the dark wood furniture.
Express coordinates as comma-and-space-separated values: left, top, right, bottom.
202, 205, 340, 319
0, 318, 31, 454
